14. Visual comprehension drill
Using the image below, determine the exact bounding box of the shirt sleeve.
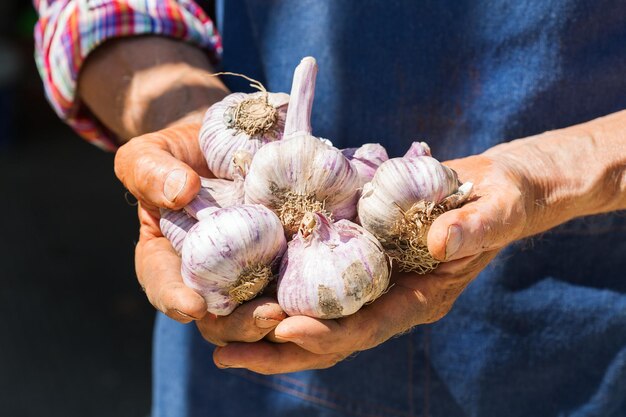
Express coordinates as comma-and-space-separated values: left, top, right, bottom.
34, 0, 222, 151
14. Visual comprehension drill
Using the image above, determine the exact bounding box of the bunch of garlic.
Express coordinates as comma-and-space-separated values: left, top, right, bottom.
159, 57, 474, 319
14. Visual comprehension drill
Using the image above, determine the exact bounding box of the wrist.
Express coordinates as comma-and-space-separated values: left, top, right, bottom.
79, 36, 229, 143
485, 112, 626, 238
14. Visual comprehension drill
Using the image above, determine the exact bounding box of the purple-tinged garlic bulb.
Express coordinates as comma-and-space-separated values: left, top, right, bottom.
199, 75, 289, 179
160, 208, 197, 255
245, 135, 360, 237
181, 205, 286, 316
341, 143, 389, 187
244, 57, 360, 236
358, 151, 473, 274
277, 212, 390, 319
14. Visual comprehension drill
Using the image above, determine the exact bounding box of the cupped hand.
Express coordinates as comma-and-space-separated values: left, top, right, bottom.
213, 153, 533, 374
115, 123, 285, 344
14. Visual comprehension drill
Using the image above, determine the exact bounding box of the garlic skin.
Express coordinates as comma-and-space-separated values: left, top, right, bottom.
341, 143, 389, 187
184, 176, 245, 221
403, 141, 431, 158
244, 135, 360, 236
277, 212, 390, 319
181, 205, 287, 316
160, 208, 197, 255
199, 91, 289, 179
358, 155, 472, 273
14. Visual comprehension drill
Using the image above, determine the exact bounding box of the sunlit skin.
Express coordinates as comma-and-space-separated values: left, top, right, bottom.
80, 36, 626, 374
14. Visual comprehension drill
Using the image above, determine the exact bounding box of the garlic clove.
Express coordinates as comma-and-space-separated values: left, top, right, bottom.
181, 204, 287, 316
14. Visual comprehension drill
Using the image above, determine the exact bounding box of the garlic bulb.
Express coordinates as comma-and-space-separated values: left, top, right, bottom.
341, 143, 389, 187
181, 204, 287, 316
199, 80, 289, 179
277, 212, 390, 319
358, 153, 473, 274
245, 135, 360, 236
160, 208, 197, 255
244, 57, 360, 236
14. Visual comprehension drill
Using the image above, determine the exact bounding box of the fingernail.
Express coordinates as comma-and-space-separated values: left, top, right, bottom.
273, 332, 303, 345
174, 309, 201, 321
254, 315, 281, 329
214, 347, 235, 369
445, 225, 463, 260
163, 169, 187, 202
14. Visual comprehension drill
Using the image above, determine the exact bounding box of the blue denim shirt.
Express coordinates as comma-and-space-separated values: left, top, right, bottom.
153, 1, 626, 416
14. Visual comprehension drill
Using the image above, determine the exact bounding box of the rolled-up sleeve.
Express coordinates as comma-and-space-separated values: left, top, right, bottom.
34, 0, 222, 151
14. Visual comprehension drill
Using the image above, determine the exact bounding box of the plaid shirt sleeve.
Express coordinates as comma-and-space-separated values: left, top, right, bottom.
34, 0, 222, 151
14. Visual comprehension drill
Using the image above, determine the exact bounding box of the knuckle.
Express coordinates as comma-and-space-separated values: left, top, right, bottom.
196, 320, 227, 346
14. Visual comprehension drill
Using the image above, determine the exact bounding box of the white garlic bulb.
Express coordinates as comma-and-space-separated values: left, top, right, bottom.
244, 135, 360, 236
199, 89, 289, 179
181, 205, 287, 316
277, 212, 390, 319
244, 57, 360, 236
358, 152, 473, 273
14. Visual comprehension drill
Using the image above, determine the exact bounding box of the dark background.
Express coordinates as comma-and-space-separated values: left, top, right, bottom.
0, 2, 182, 416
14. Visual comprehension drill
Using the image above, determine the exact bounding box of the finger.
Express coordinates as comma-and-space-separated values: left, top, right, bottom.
114, 123, 210, 210
427, 187, 526, 261
213, 341, 349, 375
272, 253, 498, 355
136, 233, 207, 323
196, 297, 286, 346
273, 283, 426, 354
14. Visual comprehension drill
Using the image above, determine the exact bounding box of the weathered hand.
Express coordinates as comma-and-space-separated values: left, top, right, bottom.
212, 153, 531, 374
115, 123, 285, 344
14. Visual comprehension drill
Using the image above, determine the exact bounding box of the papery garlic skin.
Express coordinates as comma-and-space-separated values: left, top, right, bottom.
184, 177, 245, 221
160, 208, 197, 255
358, 155, 471, 273
244, 135, 360, 236
181, 205, 287, 316
199, 91, 289, 179
403, 141, 431, 158
277, 212, 390, 319
342, 143, 389, 187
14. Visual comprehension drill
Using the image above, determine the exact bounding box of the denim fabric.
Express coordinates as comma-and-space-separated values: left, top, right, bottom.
153, 1, 626, 416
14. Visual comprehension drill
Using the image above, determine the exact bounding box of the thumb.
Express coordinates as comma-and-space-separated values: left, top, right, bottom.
427, 189, 527, 261
114, 125, 205, 210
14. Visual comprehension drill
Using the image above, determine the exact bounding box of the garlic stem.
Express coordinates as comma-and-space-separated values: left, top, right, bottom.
284, 57, 318, 138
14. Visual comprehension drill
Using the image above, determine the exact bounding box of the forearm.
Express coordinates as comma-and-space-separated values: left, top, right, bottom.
484, 110, 626, 238
78, 36, 229, 143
